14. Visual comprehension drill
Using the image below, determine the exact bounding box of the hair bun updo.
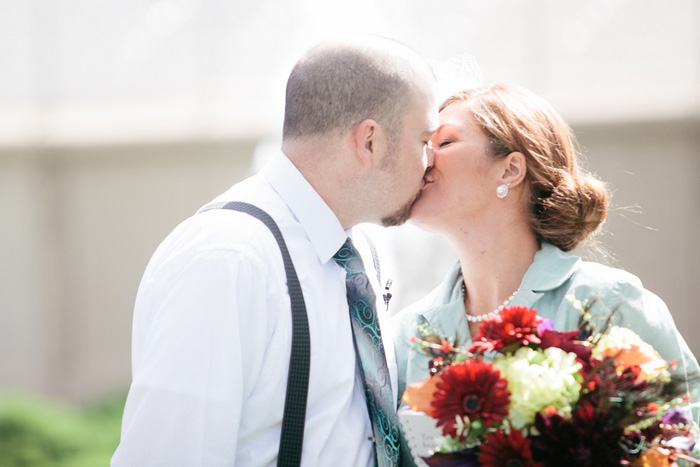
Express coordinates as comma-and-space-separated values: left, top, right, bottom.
532, 170, 609, 252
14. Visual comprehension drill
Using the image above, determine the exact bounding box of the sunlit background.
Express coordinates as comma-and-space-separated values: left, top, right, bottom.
1, 0, 699, 464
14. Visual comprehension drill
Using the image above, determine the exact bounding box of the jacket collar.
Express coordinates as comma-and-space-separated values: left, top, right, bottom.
518, 243, 580, 296
419, 263, 468, 338
417, 243, 581, 328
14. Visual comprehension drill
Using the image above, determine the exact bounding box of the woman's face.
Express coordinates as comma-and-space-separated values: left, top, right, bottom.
410, 100, 503, 230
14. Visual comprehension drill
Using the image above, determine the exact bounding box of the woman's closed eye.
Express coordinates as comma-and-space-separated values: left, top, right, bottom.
438, 140, 453, 148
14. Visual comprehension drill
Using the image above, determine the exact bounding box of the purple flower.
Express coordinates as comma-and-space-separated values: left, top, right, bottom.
661, 409, 691, 426
536, 318, 554, 337
655, 410, 697, 451
422, 449, 480, 467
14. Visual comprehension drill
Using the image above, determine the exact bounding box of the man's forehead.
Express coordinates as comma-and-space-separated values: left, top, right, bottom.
422, 127, 437, 139
426, 111, 439, 134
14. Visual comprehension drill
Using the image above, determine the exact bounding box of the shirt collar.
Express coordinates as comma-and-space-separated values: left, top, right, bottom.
262, 151, 347, 264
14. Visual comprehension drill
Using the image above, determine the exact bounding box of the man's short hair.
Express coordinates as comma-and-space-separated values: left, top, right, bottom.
283, 40, 427, 144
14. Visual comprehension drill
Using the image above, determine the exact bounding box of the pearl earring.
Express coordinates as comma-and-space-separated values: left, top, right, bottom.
496, 183, 510, 199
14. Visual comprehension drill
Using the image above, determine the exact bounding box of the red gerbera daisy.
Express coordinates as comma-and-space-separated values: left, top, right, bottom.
470, 306, 542, 354
430, 360, 510, 440
478, 429, 543, 467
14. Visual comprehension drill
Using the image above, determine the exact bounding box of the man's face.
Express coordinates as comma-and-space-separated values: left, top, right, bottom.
379, 86, 439, 227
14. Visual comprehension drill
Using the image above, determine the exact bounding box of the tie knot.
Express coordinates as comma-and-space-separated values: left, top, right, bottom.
333, 237, 366, 274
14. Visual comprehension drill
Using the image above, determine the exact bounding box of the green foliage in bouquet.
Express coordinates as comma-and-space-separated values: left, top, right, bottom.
0, 392, 126, 467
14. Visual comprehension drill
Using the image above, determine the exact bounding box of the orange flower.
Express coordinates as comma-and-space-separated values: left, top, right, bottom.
631, 446, 677, 467
605, 346, 667, 382
593, 327, 669, 383
402, 374, 442, 417
441, 339, 453, 354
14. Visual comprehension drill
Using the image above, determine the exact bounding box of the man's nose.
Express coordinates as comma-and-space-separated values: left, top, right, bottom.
425, 145, 436, 168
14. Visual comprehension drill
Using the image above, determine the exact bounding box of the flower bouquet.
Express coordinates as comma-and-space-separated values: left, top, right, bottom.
401, 297, 699, 466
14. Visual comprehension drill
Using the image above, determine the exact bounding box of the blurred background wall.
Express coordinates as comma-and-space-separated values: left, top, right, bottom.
1, 0, 699, 404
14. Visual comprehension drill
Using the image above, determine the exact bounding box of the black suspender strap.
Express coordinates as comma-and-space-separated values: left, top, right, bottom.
203, 201, 310, 467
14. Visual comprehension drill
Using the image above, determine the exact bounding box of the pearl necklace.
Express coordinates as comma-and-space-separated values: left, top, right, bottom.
462, 282, 520, 323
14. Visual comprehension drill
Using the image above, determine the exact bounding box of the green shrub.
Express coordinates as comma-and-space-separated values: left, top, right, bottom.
0, 392, 126, 467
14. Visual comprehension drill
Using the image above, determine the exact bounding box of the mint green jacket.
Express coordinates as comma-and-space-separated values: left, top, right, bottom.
393, 243, 699, 421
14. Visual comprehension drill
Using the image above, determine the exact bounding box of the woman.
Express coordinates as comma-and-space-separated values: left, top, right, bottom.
393, 84, 699, 464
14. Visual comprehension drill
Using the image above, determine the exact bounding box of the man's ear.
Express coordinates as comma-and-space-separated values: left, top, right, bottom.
353, 119, 384, 169
499, 151, 527, 188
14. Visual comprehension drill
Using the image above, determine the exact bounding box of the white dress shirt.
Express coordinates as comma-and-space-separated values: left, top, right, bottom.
112, 152, 396, 466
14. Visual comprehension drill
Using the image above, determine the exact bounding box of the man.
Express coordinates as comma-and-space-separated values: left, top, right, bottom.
112, 36, 438, 466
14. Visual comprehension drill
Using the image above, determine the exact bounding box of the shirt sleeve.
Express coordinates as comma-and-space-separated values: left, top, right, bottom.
112, 247, 277, 466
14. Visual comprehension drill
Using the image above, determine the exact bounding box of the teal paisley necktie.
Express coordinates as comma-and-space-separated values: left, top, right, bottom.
333, 237, 400, 467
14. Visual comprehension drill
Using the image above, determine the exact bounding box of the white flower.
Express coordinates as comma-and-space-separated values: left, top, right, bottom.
492, 347, 582, 430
